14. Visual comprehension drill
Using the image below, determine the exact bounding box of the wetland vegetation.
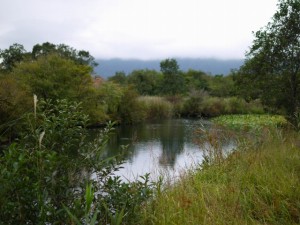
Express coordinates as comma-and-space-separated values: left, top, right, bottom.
0, 0, 300, 223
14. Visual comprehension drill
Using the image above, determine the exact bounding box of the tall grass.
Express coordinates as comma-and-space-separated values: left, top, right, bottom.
200, 97, 264, 117
141, 129, 300, 224
180, 96, 264, 118
138, 96, 173, 120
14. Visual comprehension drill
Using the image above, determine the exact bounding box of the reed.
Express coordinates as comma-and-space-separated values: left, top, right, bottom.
138, 96, 173, 120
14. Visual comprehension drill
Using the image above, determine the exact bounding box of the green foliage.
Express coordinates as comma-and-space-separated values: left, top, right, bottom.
118, 86, 146, 123
0, 43, 27, 72
0, 98, 95, 223
0, 42, 98, 72
108, 71, 128, 85
211, 114, 288, 131
181, 90, 208, 117
184, 69, 209, 92
235, 0, 300, 122
127, 69, 162, 95
180, 95, 264, 118
0, 42, 104, 126
97, 173, 159, 224
15, 53, 93, 101
0, 74, 31, 142
0, 98, 158, 224
165, 95, 185, 117
142, 130, 300, 225
32, 42, 98, 68
207, 74, 235, 97
137, 96, 173, 120
95, 81, 124, 121
160, 58, 185, 95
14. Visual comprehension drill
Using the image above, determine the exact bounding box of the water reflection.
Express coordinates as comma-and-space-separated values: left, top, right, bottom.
100, 119, 223, 181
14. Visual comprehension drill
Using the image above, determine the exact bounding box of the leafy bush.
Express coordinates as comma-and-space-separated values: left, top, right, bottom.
0, 74, 32, 143
181, 89, 208, 117
201, 97, 227, 117
118, 87, 147, 124
0, 97, 158, 224
199, 97, 264, 118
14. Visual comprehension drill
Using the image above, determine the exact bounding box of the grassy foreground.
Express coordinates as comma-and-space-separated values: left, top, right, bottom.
141, 119, 300, 224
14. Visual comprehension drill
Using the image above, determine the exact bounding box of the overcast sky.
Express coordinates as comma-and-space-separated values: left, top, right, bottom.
1, 0, 278, 60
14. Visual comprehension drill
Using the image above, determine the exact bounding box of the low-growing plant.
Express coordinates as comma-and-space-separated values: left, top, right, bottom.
211, 114, 288, 131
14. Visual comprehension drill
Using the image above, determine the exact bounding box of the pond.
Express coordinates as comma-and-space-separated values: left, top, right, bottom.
99, 119, 234, 182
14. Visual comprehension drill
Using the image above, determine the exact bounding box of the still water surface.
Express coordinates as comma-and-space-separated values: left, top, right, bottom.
102, 119, 231, 182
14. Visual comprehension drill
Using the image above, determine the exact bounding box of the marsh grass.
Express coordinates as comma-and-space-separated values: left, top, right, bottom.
141, 128, 300, 225
138, 96, 173, 120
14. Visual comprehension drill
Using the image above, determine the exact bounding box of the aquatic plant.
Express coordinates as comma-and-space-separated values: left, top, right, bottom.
211, 114, 287, 130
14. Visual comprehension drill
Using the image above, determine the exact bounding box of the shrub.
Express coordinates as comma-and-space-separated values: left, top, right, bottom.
138, 96, 173, 120
200, 97, 227, 117
118, 86, 147, 124
0, 74, 31, 143
0, 97, 158, 224
199, 97, 265, 118
165, 95, 184, 117
181, 89, 208, 117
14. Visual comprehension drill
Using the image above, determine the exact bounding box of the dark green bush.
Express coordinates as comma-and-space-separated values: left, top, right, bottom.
118, 87, 146, 124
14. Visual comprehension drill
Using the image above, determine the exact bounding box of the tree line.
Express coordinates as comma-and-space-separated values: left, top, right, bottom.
1, 0, 300, 141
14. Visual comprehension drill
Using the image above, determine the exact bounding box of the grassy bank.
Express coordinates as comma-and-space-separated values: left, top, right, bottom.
141, 119, 300, 224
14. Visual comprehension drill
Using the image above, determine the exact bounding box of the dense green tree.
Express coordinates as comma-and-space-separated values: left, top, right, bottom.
32, 42, 98, 68
11, 53, 97, 119
108, 71, 127, 85
95, 81, 124, 120
160, 58, 185, 95
0, 43, 27, 72
184, 69, 209, 91
235, 0, 300, 119
1, 42, 98, 71
118, 86, 146, 123
14, 53, 93, 102
127, 69, 162, 95
208, 74, 235, 97
0, 74, 31, 142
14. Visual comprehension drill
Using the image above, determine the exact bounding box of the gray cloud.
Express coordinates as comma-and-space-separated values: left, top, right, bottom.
0, 0, 278, 59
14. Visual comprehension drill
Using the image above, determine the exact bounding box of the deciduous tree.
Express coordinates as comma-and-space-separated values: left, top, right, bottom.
236, 0, 300, 120
0, 43, 27, 71
160, 58, 185, 95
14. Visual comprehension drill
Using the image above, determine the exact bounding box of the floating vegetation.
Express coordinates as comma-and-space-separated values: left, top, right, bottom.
211, 114, 288, 130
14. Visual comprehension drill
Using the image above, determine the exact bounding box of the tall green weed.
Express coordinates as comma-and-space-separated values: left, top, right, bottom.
141, 128, 300, 224
138, 96, 173, 120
